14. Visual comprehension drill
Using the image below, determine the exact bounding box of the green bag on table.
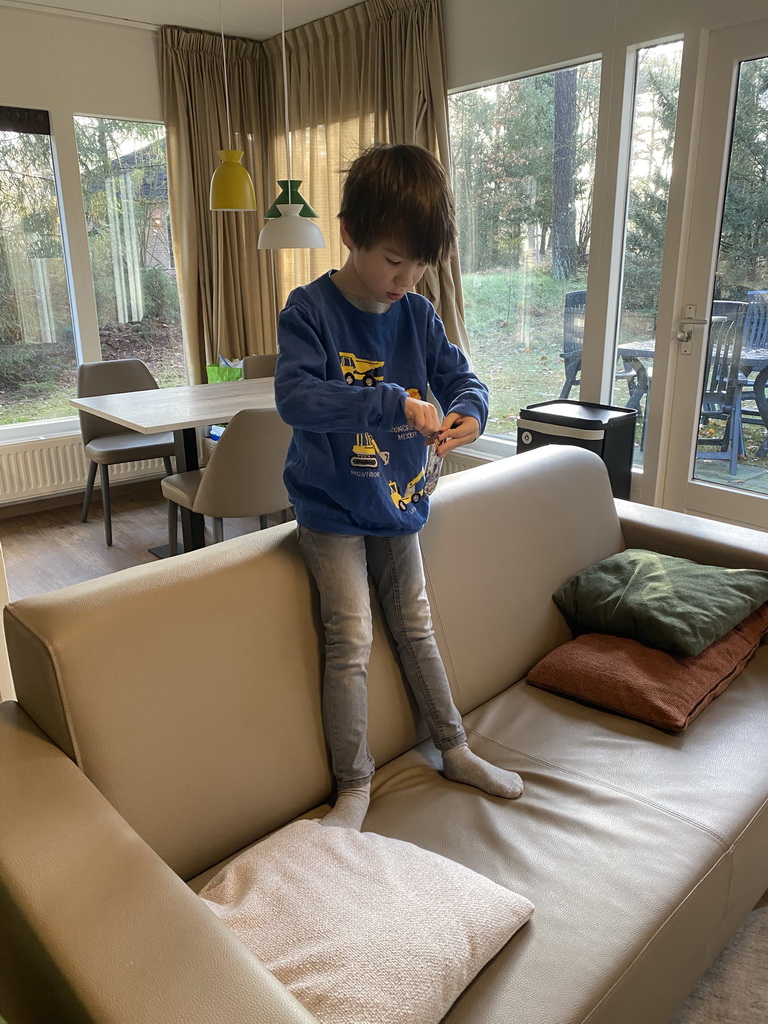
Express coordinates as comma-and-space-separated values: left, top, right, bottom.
206, 364, 243, 383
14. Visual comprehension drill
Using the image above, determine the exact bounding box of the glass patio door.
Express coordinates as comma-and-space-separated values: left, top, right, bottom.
663, 18, 768, 529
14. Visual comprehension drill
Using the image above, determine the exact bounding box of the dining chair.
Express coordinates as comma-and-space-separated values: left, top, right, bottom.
696, 317, 746, 475
78, 359, 175, 546
202, 354, 277, 466
161, 407, 292, 555
242, 353, 278, 378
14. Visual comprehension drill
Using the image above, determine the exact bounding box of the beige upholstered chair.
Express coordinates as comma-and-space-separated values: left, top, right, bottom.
78, 359, 175, 546
161, 407, 292, 554
242, 353, 278, 378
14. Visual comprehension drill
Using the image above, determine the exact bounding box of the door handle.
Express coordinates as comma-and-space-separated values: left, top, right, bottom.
677, 316, 709, 353
677, 316, 709, 341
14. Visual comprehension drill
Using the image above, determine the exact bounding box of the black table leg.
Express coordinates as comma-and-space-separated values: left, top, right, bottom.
151, 427, 206, 557
174, 427, 206, 552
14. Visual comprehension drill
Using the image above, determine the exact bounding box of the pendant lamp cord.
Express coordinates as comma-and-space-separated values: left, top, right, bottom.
220, 0, 233, 150
281, 0, 292, 184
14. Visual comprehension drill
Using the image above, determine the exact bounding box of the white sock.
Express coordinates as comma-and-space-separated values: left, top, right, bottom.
442, 743, 523, 799
320, 783, 371, 830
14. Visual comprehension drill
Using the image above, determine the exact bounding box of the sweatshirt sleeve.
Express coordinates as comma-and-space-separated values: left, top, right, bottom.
274, 300, 408, 434
426, 311, 489, 434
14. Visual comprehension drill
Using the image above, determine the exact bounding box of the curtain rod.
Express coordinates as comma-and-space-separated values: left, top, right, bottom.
0, 0, 160, 32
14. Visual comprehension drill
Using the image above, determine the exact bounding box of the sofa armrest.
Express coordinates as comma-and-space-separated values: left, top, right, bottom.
616, 498, 768, 571
0, 701, 319, 1024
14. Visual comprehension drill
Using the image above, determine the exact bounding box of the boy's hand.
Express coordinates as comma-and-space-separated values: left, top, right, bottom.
404, 396, 443, 437
435, 413, 481, 455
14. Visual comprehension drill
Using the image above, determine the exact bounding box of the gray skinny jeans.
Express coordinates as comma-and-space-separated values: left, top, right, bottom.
297, 527, 467, 790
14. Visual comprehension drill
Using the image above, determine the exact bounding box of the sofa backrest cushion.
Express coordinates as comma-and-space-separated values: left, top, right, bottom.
4, 525, 422, 880
4, 446, 624, 878
419, 446, 625, 714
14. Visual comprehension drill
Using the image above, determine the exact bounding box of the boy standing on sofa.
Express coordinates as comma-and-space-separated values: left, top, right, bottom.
275, 143, 523, 829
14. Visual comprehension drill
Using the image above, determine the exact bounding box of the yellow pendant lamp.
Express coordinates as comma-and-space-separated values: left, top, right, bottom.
258, 0, 325, 248
210, 0, 257, 212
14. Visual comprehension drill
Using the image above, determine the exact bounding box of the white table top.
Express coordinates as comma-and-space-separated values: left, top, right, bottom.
70, 377, 277, 435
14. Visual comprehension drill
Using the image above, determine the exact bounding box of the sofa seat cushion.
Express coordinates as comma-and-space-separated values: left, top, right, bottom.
553, 548, 768, 656
360, 735, 728, 1024
526, 602, 768, 732
468, 646, 768, 846
356, 651, 768, 1023
198, 819, 533, 1024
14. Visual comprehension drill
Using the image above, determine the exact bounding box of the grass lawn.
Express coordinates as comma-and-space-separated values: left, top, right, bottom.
0, 324, 186, 427
462, 269, 768, 480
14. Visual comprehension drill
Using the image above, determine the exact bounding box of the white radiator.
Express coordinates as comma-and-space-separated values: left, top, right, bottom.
0, 433, 165, 506
440, 450, 492, 475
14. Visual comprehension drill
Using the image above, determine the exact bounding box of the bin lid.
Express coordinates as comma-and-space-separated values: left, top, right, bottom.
520, 400, 636, 427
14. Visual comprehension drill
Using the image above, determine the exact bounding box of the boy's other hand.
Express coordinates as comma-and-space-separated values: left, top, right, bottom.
436, 413, 480, 454
404, 396, 443, 437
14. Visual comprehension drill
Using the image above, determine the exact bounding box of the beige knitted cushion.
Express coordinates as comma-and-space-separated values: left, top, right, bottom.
199, 819, 533, 1024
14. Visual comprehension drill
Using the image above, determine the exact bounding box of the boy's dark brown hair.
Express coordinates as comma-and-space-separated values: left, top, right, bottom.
339, 143, 457, 265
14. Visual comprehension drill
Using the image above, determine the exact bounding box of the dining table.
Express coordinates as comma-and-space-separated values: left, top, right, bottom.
71, 377, 278, 555
615, 338, 768, 456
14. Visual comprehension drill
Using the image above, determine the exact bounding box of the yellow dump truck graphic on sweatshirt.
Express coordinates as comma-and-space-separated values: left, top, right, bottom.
339, 352, 385, 387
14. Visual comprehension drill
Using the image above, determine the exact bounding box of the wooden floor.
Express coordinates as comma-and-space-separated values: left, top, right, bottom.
0, 480, 275, 602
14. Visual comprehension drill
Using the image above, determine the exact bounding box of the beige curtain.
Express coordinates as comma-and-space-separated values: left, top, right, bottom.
160, 27, 276, 382
159, 0, 468, 383
266, 0, 469, 350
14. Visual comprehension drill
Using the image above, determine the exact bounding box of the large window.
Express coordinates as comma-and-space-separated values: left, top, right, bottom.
0, 110, 184, 431
449, 62, 601, 438
74, 117, 185, 388
0, 106, 77, 425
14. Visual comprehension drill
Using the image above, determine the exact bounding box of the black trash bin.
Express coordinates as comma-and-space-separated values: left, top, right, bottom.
516, 400, 637, 500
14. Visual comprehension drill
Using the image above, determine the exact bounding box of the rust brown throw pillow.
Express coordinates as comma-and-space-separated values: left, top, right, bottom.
527, 603, 768, 732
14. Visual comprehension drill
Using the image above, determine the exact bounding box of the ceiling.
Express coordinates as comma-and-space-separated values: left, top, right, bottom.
2, 0, 360, 40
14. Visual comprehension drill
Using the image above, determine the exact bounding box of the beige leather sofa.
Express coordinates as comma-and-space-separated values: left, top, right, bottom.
2, 445, 768, 1024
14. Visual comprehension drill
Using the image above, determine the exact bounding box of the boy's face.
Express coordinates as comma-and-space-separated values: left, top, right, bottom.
339, 223, 428, 304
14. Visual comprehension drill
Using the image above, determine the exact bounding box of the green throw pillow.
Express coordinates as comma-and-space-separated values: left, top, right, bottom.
553, 548, 768, 657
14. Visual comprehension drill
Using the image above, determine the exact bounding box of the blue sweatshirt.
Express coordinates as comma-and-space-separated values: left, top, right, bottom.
275, 271, 489, 536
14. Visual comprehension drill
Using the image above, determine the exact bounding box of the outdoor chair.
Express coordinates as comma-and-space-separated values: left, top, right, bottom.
711, 299, 747, 322
696, 317, 747, 475
161, 407, 292, 554
558, 290, 587, 399
78, 359, 175, 546
734, 292, 768, 457
559, 290, 637, 403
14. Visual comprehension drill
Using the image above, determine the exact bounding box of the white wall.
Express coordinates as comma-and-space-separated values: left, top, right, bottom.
5, 0, 768, 120
0, 7, 159, 118
442, 0, 768, 90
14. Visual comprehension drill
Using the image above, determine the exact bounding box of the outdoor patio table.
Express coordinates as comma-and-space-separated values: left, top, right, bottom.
615, 339, 768, 456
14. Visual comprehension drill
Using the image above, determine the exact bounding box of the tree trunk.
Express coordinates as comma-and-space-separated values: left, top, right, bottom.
552, 68, 578, 280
